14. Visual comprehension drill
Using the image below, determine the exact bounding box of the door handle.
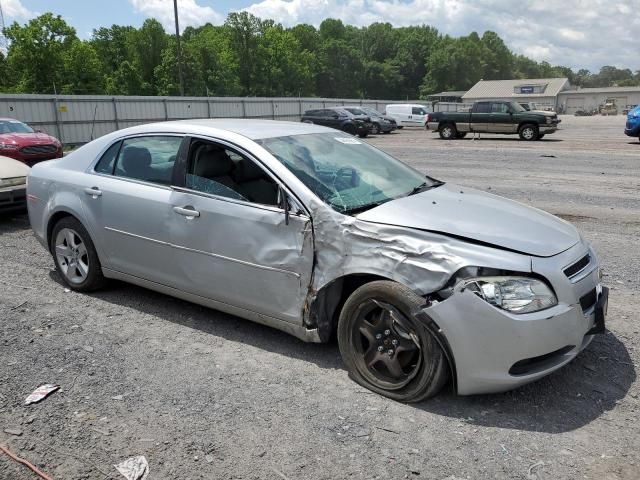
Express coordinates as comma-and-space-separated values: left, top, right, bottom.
173, 206, 200, 218
84, 187, 102, 198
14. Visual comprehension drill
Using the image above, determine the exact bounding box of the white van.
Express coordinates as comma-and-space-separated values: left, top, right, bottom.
384, 104, 431, 128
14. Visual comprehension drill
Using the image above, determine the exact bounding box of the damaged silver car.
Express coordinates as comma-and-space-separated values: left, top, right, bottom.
27, 120, 608, 401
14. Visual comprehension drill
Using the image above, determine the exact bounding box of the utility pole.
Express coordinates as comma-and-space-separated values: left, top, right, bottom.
173, 0, 185, 96
0, 0, 8, 54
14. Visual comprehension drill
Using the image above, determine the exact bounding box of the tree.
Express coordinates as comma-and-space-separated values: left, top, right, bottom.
4, 13, 77, 93
479, 31, 513, 80
225, 12, 262, 95
60, 40, 104, 94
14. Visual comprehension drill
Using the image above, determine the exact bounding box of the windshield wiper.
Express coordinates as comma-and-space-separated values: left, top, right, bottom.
407, 180, 444, 196
342, 199, 392, 215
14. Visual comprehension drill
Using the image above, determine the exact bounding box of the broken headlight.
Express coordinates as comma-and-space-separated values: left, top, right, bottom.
461, 276, 557, 314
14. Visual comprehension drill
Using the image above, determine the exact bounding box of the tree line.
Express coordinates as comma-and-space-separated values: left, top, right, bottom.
1, 12, 638, 99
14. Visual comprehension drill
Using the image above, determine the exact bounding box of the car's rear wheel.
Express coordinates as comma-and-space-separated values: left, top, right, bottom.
439, 123, 457, 140
519, 124, 539, 141
51, 217, 105, 292
338, 281, 449, 402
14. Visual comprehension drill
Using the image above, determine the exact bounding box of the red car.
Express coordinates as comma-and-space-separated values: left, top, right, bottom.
0, 118, 63, 166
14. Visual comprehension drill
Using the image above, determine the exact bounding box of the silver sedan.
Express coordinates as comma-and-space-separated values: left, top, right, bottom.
27, 120, 608, 401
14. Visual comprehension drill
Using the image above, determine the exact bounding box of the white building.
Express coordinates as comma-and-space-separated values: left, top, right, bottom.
462, 78, 570, 111
558, 86, 640, 114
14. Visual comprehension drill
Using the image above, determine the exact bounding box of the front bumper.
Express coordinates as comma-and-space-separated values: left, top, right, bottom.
0, 149, 63, 166
539, 125, 559, 134
0, 185, 27, 213
423, 243, 606, 395
624, 121, 640, 137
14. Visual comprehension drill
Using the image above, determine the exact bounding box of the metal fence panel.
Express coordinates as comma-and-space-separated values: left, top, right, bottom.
0, 94, 424, 145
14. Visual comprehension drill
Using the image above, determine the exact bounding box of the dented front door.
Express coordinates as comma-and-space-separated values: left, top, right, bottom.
168, 190, 314, 324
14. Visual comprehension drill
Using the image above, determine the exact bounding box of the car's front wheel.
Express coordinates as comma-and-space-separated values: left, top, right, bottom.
338, 281, 449, 402
372, 123, 381, 134
519, 124, 539, 141
51, 216, 105, 292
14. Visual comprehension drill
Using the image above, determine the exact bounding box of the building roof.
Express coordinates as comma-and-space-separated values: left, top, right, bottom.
462, 78, 570, 99
559, 86, 640, 94
426, 91, 467, 98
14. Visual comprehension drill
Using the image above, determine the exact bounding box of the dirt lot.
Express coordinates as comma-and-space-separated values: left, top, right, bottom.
1, 115, 638, 479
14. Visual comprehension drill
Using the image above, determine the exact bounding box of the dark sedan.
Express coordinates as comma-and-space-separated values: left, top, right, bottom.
301, 108, 372, 137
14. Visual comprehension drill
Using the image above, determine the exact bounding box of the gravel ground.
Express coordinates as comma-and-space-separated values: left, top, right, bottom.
1, 115, 638, 480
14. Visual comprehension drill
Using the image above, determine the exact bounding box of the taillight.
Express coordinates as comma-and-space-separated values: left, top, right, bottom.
425, 114, 430, 123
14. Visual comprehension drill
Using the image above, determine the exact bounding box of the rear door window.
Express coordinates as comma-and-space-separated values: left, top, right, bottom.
473, 103, 491, 113
94, 141, 122, 174
113, 136, 183, 185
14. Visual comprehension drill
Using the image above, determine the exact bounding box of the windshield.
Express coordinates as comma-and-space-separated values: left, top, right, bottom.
344, 107, 367, 116
257, 133, 441, 214
510, 102, 526, 113
0, 120, 34, 134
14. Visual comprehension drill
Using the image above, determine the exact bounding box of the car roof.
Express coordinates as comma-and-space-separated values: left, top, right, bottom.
123, 119, 333, 140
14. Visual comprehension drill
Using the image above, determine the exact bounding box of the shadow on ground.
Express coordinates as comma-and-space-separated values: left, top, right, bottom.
49, 270, 635, 434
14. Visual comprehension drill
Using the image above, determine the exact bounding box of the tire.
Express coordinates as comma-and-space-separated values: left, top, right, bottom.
358, 132, 368, 138
372, 123, 381, 134
439, 123, 457, 140
455, 132, 467, 139
50, 216, 106, 292
518, 123, 539, 141
337, 281, 449, 402
344, 124, 357, 136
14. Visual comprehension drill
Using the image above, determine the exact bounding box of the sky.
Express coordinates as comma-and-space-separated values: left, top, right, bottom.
2, 0, 639, 72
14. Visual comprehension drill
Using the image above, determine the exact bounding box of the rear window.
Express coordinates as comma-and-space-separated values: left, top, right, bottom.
94, 141, 122, 174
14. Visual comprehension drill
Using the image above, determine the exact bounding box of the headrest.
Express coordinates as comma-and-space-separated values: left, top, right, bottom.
194, 146, 234, 177
234, 158, 266, 182
121, 146, 151, 172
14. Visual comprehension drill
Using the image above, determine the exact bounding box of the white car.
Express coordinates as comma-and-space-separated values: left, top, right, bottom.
0, 155, 29, 214
385, 104, 431, 128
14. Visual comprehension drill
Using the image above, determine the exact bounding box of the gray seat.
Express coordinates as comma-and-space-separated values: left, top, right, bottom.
193, 146, 237, 189
233, 159, 278, 205
120, 146, 152, 181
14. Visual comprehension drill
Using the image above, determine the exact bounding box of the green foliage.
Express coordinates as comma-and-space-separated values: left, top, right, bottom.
1, 12, 638, 98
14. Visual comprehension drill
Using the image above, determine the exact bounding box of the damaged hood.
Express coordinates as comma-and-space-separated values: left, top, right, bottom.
356, 184, 580, 257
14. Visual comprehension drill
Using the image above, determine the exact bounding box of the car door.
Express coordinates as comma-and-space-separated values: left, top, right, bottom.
168, 137, 314, 324
490, 102, 513, 133
470, 102, 490, 132
82, 134, 185, 286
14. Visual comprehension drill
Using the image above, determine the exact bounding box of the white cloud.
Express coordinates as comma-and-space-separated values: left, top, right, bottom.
240, 0, 639, 71
129, 0, 224, 31
2, 0, 35, 20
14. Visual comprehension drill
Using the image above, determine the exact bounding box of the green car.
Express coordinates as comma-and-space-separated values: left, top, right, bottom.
428, 101, 560, 140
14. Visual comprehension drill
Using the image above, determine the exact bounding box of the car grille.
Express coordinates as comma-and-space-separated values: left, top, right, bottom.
563, 254, 590, 278
579, 288, 597, 313
20, 144, 57, 155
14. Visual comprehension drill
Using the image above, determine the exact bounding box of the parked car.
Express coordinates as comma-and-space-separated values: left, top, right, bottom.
385, 104, 431, 128
624, 104, 640, 141
301, 107, 371, 137
0, 155, 30, 214
28, 119, 608, 401
344, 106, 395, 134
0, 118, 63, 166
428, 101, 560, 140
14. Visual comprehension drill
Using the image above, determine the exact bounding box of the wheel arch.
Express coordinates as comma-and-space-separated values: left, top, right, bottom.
46, 209, 106, 268
518, 120, 540, 131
